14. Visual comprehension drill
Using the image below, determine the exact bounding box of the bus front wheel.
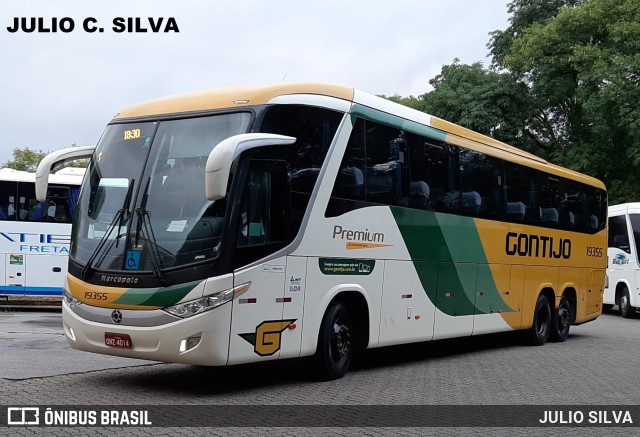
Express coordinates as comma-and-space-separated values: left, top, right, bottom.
619, 287, 635, 318
549, 295, 571, 342
528, 294, 551, 346
314, 302, 353, 380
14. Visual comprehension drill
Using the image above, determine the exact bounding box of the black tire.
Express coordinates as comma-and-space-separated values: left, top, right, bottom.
549, 295, 571, 342
528, 294, 551, 346
314, 302, 353, 380
619, 287, 635, 318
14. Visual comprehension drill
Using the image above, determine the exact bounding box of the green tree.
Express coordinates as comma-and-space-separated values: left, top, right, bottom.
378, 94, 425, 112
2, 147, 46, 172
2, 146, 89, 172
420, 59, 546, 156
504, 0, 640, 202
488, 0, 583, 70
388, 0, 640, 203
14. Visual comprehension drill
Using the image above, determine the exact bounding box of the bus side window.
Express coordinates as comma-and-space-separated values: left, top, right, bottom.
329, 118, 407, 209
408, 139, 457, 214
588, 187, 607, 233
459, 148, 500, 219
629, 214, 640, 260
236, 160, 290, 250
503, 162, 536, 224
0, 181, 16, 220
608, 215, 630, 253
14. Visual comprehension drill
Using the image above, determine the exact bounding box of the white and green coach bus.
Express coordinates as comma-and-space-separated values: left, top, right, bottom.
36, 83, 607, 379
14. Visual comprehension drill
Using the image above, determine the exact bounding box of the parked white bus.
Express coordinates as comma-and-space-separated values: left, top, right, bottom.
604, 203, 640, 317
0, 166, 84, 299
36, 84, 606, 379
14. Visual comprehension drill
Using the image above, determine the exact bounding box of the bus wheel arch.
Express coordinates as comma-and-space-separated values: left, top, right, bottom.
313, 290, 369, 380
526, 288, 553, 346
616, 283, 635, 318
549, 288, 575, 343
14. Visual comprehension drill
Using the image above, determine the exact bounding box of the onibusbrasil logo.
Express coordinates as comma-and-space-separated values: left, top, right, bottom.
6, 407, 151, 426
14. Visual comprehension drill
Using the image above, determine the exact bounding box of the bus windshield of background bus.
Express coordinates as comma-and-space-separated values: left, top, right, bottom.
71, 113, 251, 273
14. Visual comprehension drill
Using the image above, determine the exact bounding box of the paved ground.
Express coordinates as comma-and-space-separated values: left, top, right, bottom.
1, 306, 639, 436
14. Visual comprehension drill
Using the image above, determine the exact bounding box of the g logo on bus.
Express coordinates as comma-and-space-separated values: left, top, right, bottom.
239, 319, 296, 356
111, 310, 123, 324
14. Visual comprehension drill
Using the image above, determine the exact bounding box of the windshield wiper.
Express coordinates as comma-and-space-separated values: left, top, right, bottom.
135, 177, 168, 286
81, 180, 135, 280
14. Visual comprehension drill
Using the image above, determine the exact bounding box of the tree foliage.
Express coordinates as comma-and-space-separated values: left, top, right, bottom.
421, 59, 544, 155
393, 0, 640, 203
504, 0, 640, 202
2, 147, 47, 172
488, 0, 583, 69
2, 146, 89, 172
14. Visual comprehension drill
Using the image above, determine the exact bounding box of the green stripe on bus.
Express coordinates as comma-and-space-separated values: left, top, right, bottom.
351, 104, 448, 142
113, 280, 202, 307
391, 207, 511, 316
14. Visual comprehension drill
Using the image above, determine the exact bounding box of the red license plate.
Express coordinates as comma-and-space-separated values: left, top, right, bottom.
105, 332, 133, 349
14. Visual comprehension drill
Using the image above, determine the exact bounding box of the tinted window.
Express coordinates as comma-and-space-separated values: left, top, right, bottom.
0, 180, 77, 223
237, 161, 289, 248
328, 118, 407, 214
324, 112, 606, 235
259, 105, 342, 234
537, 175, 562, 228
504, 162, 536, 223
0, 180, 17, 221
460, 149, 501, 219
587, 187, 607, 233
234, 160, 290, 267
408, 137, 459, 214
18, 183, 75, 223
630, 214, 640, 260
609, 215, 629, 253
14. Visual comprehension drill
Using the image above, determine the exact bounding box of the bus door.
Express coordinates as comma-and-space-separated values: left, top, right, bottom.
229, 256, 287, 364
280, 255, 307, 359
228, 160, 293, 364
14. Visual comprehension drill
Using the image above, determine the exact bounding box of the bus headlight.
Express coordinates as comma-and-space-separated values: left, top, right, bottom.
164, 282, 250, 318
63, 289, 83, 308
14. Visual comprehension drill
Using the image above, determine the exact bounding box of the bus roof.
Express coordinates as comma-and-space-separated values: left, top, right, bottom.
0, 167, 85, 185
113, 82, 605, 190
609, 203, 640, 214
114, 83, 355, 119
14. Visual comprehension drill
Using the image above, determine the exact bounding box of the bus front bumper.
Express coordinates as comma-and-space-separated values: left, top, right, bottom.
62, 301, 232, 366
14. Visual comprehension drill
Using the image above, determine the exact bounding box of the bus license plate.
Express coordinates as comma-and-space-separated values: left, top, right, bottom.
105, 333, 132, 349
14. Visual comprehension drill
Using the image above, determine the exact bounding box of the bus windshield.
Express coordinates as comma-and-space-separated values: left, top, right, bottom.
71, 113, 252, 273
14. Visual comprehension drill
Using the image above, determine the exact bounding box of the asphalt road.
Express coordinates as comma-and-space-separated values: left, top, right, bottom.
1, 306, 639, 436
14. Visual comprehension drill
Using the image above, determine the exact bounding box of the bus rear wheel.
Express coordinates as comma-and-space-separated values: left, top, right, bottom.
528, 294, 551, 346
314, 302, 353, 380
619, 287, 635, 318
549, 295, 571, 342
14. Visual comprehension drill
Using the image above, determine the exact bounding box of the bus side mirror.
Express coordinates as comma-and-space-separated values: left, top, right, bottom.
35, 145, 95, 201
205, 133, 295, 201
